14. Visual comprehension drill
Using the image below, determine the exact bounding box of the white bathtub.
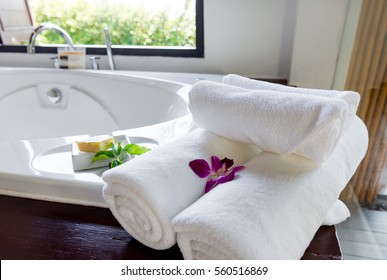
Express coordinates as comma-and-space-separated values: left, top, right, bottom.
0, 68, 222, 207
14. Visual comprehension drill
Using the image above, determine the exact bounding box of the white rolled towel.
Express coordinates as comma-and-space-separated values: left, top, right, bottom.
102, 128, 258, 250
172, 117, 368, 259
223, 74, 360, 130
322, 200, 350, 226
189, 80, 349, 162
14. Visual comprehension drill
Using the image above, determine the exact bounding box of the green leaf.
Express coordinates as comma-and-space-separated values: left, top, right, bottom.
91, 150, 115, 163
94, 150, 115, 158
110, 143, 118, 157
110, 159, 122, 168
116, 141, 123, 155
124, 143, 151, 155
123, 143, 133, 152
91, 141, 151, 169
118, 152, 129, 162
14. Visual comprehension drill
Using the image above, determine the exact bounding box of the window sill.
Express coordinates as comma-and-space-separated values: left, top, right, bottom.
0, 45, 204, 58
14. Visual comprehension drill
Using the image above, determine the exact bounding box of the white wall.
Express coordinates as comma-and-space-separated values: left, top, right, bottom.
289, 0, 349, 89
0, 0, 356, 89
332, 0, 363, 90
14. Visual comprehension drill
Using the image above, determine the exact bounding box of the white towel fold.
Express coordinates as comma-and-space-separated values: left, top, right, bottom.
223, 74, 360, 130
322, 200, 350, 226
172, 117, 368, 259
189, 80, 349, 162
102, 128, 258, 250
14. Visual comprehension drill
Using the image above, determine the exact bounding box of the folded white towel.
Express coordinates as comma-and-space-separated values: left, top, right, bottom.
173, 117, 368, 259
189, 80, 349, 162
102, 128, 258, 250
322, 200, 350, 226
223, 74, 360, 130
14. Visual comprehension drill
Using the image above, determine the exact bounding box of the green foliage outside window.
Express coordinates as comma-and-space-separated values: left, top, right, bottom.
28, 0, 196, 47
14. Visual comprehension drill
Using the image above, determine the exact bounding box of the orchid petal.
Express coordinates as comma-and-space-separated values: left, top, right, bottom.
190, 156, 245, 194
217, 165, 245, 184
205, 178, 218, 193
210, 155, 221, 172
232, 165, 245, 173
189, 159, 211, 178
220, 157, 234, 169
216, 172, 235, 184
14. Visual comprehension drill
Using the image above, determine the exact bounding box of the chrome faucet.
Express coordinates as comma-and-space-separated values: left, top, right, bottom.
104, 27, 116, 70
27, 23, 75, 54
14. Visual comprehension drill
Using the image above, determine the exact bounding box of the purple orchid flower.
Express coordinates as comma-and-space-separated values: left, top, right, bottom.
189, 155, 245, 193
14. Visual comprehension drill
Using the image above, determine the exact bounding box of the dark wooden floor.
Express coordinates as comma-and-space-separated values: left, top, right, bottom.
0, 195, 341, 260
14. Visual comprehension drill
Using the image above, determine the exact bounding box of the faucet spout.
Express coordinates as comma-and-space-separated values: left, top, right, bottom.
27, 23, 75, 54
104, 28, 116, 70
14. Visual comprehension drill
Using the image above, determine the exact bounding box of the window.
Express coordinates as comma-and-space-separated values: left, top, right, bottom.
0, 0, 204, 57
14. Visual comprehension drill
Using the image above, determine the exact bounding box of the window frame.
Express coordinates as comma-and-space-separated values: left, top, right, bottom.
0, 0, 204, 58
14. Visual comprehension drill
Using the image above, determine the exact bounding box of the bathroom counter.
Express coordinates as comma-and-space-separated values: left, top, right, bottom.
0, 195, 341, 260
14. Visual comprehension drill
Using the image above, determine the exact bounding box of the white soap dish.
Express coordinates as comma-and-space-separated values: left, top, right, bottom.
71, 135, 158, 171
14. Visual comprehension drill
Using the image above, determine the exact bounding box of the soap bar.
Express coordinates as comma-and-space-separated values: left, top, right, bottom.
77, 136, 115, 153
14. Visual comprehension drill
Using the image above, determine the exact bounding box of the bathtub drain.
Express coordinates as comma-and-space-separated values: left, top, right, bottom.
47, 88, 63, 104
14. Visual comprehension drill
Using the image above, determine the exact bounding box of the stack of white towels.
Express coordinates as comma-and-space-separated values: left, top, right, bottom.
102, 74, 368, 259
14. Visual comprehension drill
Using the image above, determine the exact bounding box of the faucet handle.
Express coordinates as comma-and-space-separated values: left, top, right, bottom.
50, 56, 59, 69
89, 56, 101, 70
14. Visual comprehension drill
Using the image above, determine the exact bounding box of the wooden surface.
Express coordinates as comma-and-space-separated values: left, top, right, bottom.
0, 195, 341, 260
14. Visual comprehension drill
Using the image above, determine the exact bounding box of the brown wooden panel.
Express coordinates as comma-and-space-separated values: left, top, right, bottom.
342, 0, 387, 204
